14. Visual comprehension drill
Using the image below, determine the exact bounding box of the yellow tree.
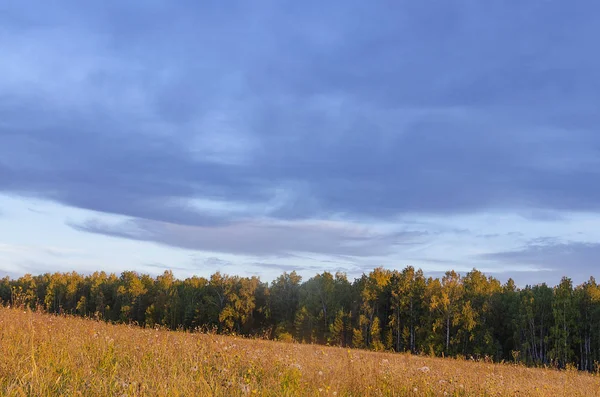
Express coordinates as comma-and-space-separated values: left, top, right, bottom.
430, 270, 463, 354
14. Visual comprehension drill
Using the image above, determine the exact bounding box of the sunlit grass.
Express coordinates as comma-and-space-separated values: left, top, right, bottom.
1, 307, 598, 396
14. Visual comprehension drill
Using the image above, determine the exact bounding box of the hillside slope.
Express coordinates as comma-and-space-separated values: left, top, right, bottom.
0, 307, 598, 396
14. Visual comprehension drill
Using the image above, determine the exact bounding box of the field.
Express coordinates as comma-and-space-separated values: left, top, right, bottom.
1, 307, 598, 396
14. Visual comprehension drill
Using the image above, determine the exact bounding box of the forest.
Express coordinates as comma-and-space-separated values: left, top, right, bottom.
2, 267, 599, 372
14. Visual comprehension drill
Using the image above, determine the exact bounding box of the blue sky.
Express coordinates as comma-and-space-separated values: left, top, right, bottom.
2, 1, 600, 285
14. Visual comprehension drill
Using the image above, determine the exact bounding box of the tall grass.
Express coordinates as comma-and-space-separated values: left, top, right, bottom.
1, 307, 598, 396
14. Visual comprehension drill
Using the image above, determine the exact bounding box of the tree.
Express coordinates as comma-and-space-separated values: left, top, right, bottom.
329, 309, 349, 346
389, 267, 425, 353
269, 272, 302, 335
179, 276, 208, 329
517, 284, 553, 365
299, 272, 336, 343
575, 277, 600, 371
352, 327, 365, 349
294, 306, 314, 343
459, 269, 501, 357
430, 271, 463, 355
550, 277, 576, 367
356, 267, 392, 349
370, 317, 385, 351
490, 278, 520, 361
117, 271, 148, 324
0, 277, 10, 304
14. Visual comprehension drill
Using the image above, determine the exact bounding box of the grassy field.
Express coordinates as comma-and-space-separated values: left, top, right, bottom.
1, 307, 599, 396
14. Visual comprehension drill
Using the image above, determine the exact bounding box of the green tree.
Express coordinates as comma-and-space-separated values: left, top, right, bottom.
299, 272, 336, 343
459, 269, 502, 357
294, 306, 314, 343
550, 277, 576, 367
269, 271, 302, 335
329, 309, 349, 346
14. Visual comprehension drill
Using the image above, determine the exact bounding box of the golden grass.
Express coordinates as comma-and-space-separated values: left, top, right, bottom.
0, 307, 598, 396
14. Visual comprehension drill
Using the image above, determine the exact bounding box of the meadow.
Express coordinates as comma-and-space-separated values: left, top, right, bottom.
1, 307, 599, 396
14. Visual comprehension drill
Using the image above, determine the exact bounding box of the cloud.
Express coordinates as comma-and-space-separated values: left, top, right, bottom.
123, 256, 357, 280
248, 260, 363, 276
2, 1, 600, 266
69, 217, 426, 258
144, 263, 195, 273
480, 240, 600, 284
250, 263, 313, 273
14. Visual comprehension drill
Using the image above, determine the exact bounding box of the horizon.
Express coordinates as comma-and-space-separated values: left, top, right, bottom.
2, 1, 600, 286
1, 264, 592, 290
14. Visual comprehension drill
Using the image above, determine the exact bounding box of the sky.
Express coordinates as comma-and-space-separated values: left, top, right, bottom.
1, 1, 600, 286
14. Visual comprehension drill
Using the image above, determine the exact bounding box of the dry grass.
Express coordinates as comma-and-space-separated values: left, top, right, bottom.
1, 307, 598, 396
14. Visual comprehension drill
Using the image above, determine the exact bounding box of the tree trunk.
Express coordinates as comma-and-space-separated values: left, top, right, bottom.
410, 298, 415, 353
446, 314, 450, 352
396, 308, 400, 352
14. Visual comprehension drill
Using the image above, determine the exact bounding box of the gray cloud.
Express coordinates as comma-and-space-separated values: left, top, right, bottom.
69, 217, 426, 258
2, 1, 600, 266
480, 241, 600, 285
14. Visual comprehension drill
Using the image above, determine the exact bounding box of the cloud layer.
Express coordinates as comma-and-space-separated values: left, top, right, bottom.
2, 1, 600, 278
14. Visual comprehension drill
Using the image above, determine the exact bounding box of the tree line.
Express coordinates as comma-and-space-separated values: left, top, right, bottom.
2, 267, 599, 371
